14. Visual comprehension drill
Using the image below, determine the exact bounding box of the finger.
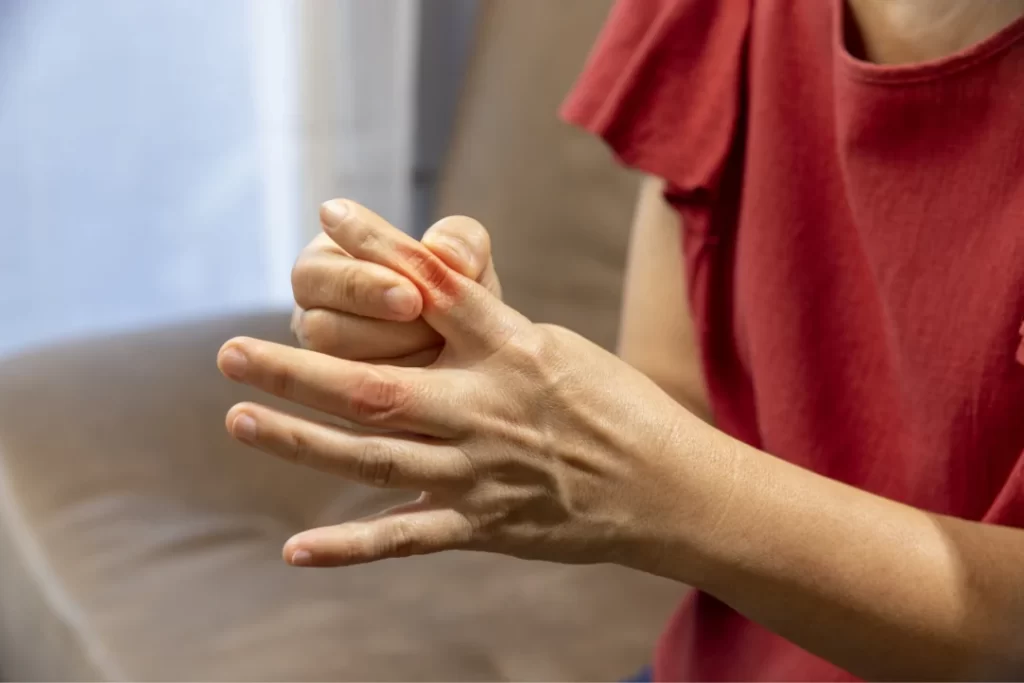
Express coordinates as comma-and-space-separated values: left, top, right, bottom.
293, 307, 442, 359
282, 507, 474, 567
217, 337, 464, 436
291, 252, 422, 322
225, 403, 473, 490
371, 346, 444, 368
422, 215, 502, 298
301, 231, 346, 257
319, 200, 446, 294
420, 215, 491, 280
414, 266, 523, 356
320, 200, 525, 353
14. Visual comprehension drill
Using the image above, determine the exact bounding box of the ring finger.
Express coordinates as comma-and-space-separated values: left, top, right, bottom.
226, 402, 474, 490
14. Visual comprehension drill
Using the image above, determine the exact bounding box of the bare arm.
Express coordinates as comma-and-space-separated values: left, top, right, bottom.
649, 435, 1024, 681
233, 197, 1024, 681
618, 177, 711, 423
621, 180, 1024, 680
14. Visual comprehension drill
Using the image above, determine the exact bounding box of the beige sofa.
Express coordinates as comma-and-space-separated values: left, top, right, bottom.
0, 2, 683, 680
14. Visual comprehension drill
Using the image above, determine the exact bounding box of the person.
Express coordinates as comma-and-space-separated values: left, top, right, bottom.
215, 0, 1024, 679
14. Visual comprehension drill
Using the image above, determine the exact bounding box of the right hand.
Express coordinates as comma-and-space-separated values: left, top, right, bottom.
290, 200, 502, 367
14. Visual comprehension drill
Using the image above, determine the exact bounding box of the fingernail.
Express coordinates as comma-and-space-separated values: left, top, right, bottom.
231, 414, 257, 442
219, 348, 248, 379
290, 549, 313, 566
384, 286, 418, 317
320, 200, 348, 228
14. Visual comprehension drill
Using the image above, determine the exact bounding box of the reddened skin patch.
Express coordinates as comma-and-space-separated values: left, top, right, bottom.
392, 242, 464, 312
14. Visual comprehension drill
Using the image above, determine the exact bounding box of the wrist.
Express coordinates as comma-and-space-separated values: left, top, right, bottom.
626, 420, 757, 587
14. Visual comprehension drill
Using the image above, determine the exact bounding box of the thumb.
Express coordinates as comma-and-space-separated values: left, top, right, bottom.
421, 216, 502, 299
320, 201, 519, 352
393, 242, 522, 355
415, 219, 517, 352
420, 216, 490, 279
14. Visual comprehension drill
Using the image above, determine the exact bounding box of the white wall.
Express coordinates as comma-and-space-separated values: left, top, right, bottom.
0, 0, 453, 357
298, 0, 421, 242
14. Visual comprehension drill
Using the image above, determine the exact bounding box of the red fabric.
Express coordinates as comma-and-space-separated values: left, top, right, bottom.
562, 0, 1024, 680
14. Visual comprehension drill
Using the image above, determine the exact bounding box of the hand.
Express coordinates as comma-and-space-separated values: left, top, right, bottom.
290, 200, 501, 367
218, 202, 719, 571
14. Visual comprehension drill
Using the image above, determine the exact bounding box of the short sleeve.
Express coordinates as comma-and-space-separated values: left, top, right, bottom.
986, 329, 1024, 525
560, 0, 751, 197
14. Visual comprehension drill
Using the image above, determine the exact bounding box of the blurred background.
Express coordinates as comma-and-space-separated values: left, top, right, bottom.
0, 0, 475, 356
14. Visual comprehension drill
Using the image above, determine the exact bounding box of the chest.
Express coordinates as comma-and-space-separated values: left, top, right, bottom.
723, 16, 1024, 512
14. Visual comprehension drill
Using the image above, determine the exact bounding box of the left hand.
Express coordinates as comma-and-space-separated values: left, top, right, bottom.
217, 203, 721, 570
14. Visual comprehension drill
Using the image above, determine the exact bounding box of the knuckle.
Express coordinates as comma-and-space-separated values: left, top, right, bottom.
267, 362, 297, 400
504, 327, 548, 369
293, 250, 363, 312
383, 518, 418, 558
290, 256, 322, 306
290, 256, 309, 294
338, 268, 371, 311
352, 220, 382, 254
503, 325, 566, 388
348, 372, 408, 422
296, 309, 345, 354
453, 447, 481, 484
347, 525, 377, 561
355, 440, 397, 487
405, 248, 453, 294
285, 428, 313, 466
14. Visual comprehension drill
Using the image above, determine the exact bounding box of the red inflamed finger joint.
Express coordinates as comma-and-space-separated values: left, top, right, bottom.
392, 242, 465, 310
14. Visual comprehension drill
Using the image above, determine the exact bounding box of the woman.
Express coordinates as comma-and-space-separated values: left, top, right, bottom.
216, 0, 1024, 679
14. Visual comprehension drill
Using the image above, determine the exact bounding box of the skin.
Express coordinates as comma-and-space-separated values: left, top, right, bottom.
846, 0, 1024, 64
617, 177, 711, 423
217, 2, 1024, 680
289, 213, 500, 367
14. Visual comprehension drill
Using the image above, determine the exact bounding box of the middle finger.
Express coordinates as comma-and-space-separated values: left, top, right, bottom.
218, 337, 468, 437
292, 252, 423, 322
295, 307, 442, 360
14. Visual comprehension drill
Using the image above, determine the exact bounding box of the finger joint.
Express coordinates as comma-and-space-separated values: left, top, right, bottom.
268, 362, 298, 400
384, 517, 418, 558
348, 372, 408, 423
286, 428, 314, 466
356, 440, 397, 488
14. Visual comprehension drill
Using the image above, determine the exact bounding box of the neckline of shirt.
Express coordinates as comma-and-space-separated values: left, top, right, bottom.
833, 0, 1024, 85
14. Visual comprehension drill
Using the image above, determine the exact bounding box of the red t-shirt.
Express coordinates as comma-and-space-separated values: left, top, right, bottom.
562, 0, 1024, 680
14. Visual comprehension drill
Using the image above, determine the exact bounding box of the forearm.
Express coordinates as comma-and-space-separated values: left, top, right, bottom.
650, 431, 1024, 680
618, 176, 712, 422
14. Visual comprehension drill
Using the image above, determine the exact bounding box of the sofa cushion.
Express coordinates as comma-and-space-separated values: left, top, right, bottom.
0, 313, 681, 681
